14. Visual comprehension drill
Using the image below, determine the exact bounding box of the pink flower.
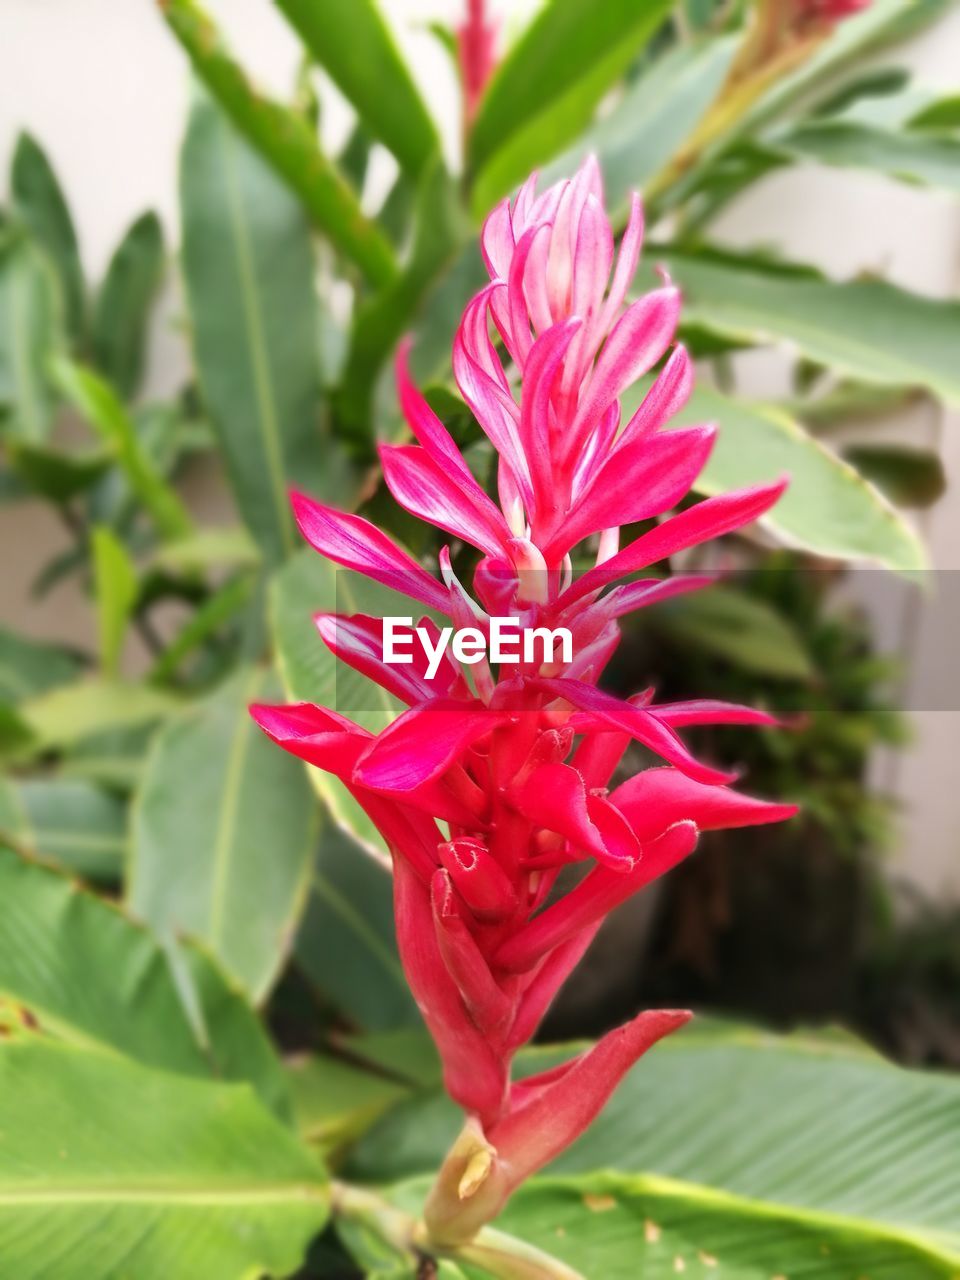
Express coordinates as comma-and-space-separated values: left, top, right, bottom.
457, 0, 498, 125
254, 157, 796, 1241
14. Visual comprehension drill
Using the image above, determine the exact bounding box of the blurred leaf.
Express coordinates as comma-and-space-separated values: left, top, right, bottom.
523, 37, 737, 224
377, 172, 417, 247
649, 248, 960, 407
59, 723, 157, 793
149, 573, 254, 684
338, 157, 467, 449
0, 627, 81, 703
151, 525, 261, 575
277, 0, 440, 176
337, 1027, 441, 1088
910, 95, 960, 130
297, 822, 421, 1032
468, 0, 673, 199
0, 776, 125, 881
0, 704, 36, 757
337, 121, 372, 191
286, 1052, 409, 1151
271, 549, 411, 856
129, 667, 317, 1004
162, 0, 396, 286
844, 443, 946, 508
0, 846, 288, 1113
0, 1037, 326, 1280
777, 119, 960, 194
0, 233, 59, 442
784, 380, 920, 429
91, 526, 137, 677
10, 132, 85, 343
649, 383, 928, 572
180, 94, 354, 562
649, 586, 815, 680
92, 211, 164, 398
51, 358, 192, 539
7, 437, 111, 501
18, 678, 178, 755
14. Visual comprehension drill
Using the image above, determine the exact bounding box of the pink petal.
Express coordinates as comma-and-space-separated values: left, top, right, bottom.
612, 767, 798, 841
291, 490, 448, 614
612, 345, 694, 454
438, 836, 518, 921
432, 870, 513, 1036
654, 699, 783, 728
354, 699, 507, 792
510, 761, 640, 868
395, 340, 475, 481
315, 613, 455, 705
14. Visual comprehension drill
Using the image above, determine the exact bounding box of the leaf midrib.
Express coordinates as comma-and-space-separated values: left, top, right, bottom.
0, 1184, 326, 1207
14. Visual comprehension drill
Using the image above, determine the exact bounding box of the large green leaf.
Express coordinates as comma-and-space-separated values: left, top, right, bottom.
0, 233, 59, 442
0, 1037, 327, 1280
180, 94, 353, 563
17, 678, 178, 756
297, 821, 421, 1032
10, 132, 86, 343
277, 0, 439, 177
162, 0, 396, 286
0, 776, 126, 880
777, 119, 960, 194
0, 847, 287, 1114
129, 667, 317, 1004
521, 38, 738, 224
468, 0, 673, 200
648, 249, 960, 406
51, 358, 192, 539
92, 211, 164, 398
349, 1026, 960, 1270
271, 549, 407, 855
287, 1051, 410, 1152
653, 383, 928, 571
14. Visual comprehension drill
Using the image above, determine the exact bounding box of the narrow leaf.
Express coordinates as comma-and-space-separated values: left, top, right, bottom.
91, 526, 138, 677
92, 211, 165, 397
778, 119, 960, 194
0, 234, 59, 442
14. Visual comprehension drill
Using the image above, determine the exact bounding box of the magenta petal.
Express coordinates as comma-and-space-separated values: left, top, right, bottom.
654, 699, 783, 728
605, 573, 716, 619
381, 443, 512, 558
510, 762, 640, 867
438, 837, 519, 921
561, 478, 789, 606
395, 340, 475, 481
612, 767, 799, 842
487, 1008, 691, 1187
611, 345, 694, 454
250, 701, 369, 777
354, 700, 508, 792
432, 870, 514, 1036
316, 613, 438, 705
534, 677, 735, 786
291, 490, 448, 614
495, 821, 699, 974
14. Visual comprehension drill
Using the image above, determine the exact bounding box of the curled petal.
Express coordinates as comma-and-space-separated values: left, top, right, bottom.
612, 767, 798, 842
653, 699, 784, 728
438, 837, 519, 920
509, 762, 640, 868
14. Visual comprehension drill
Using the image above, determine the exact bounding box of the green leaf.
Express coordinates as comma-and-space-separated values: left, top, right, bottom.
0, 776, 127, 880
0, 846, 287, 1113
650, 383, 928, 572
151, 525, 261, 574
844, 443, 946, 508
649, 586, 815, 680
778, 119, 960, 194
92, 211, 164, 398
277, 0, 439, 177
180, 93, 354, 563
162, 0, 396, 286
0, 1037, 327, 1280
354, 1026, 960, 1275
91, 526, 138, 677
287, 1052, 410, 1151
910, 95, 960, 130
148, 573, 255, 684
435, 1170, 960, 1278
649, 248, 960, 407
18, 678, 178, 755
10, 132, 86, 343
468, 0, 673, 196
337, 157, 467, 448
519, 38, 738, 224
297, 822, 421, 1032
51, 358, 192, 539
0, 233, 59, 442
7, 437, 112, 501
0, 627, 81, 703
129, 667, 318, 1003
271, 549, 407, 855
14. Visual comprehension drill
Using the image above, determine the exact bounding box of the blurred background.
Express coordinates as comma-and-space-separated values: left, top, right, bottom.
1, 0, 959, 1073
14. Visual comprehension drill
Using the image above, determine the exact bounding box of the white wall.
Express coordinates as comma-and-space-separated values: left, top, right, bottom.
1, 0, 958, 892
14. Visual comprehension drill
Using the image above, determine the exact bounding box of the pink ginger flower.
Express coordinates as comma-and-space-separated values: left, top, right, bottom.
457, 0, 498, 124
797, 0, 870, 19
254, 156, 796, 1243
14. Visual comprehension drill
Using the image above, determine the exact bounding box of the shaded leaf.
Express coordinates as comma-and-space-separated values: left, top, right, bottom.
92, 211, 164, 398
180, 94, 354, 562
0, 776, 126, 880
286, 1052, 410, 1151
129, 667, 318, 1003
778, 119, 960, 194
844, 443, 946, 508
0, 233, 60, 442
91, 526, 137, 677
7, 437, 111, 501
0, 627, 81, 703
